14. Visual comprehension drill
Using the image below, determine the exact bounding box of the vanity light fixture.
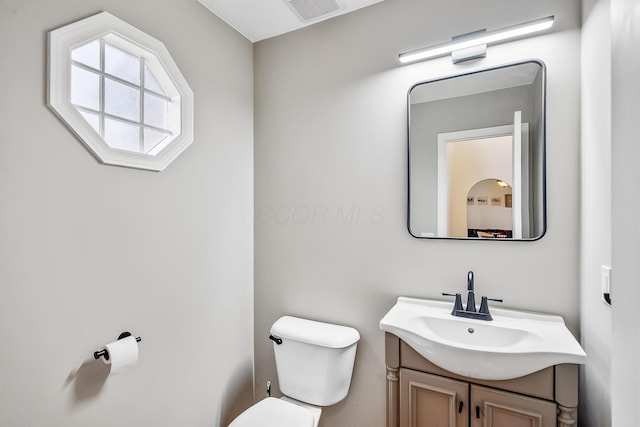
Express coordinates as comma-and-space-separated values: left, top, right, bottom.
398, 15, 554, 64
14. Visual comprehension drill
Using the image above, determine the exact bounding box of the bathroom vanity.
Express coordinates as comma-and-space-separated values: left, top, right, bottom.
379, 297, 585, 427
384, 333, 579, 427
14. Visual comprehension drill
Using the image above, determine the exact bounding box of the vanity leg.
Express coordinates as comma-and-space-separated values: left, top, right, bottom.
386, 365, 399, 427
385, 333, 401, 427
557, 404, 577, 426
555, 364, 579, 427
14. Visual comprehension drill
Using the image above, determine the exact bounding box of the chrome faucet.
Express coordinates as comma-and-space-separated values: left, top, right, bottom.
443, 271, 502, 321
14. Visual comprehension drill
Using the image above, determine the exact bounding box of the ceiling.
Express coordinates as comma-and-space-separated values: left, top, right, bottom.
198, 0, 384, 42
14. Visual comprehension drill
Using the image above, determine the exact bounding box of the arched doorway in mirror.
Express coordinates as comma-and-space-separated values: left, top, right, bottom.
467, 179, 513, 238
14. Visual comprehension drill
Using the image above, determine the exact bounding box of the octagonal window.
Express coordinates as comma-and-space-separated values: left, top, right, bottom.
48, 12, 194, 171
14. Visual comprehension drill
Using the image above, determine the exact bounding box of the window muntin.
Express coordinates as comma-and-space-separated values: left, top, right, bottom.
70, 39, 172, 155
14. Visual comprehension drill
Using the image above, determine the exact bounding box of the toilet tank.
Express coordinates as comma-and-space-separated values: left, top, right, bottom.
270, 316, 360, 407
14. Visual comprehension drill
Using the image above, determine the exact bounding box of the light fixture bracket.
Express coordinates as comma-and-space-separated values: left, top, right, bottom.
451, 29, 487, 64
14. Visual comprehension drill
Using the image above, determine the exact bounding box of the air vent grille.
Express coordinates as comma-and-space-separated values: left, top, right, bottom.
286, 0, 341, 22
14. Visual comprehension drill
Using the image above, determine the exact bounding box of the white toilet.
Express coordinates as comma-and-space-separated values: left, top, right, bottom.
228, 316, 360, 427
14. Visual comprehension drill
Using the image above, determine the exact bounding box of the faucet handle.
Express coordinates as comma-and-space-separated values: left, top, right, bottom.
442, 293, 464, 314
479, 296, 503, 314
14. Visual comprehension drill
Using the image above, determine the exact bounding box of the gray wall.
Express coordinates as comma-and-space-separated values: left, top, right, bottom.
580, 0, 612, 424
610, 0, 640, 424
254, 1, 581, 426
579, 0, 640, 424
0, 1, 254, 425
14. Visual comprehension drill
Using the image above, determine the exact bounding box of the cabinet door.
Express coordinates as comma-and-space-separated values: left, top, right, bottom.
471, 385, 556, 427
400, 368, 468, 427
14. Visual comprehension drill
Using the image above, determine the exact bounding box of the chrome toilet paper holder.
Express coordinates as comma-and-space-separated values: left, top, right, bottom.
94, 331, 142, 360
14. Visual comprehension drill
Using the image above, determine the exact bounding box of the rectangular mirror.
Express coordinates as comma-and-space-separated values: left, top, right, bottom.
408, 60, 546, 240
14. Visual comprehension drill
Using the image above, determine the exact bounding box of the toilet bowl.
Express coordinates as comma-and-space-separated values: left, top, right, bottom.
227, 397, 316, 427
228, 316, 360, 427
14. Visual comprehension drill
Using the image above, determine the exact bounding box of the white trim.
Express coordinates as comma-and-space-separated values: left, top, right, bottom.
48, 12, 194, 171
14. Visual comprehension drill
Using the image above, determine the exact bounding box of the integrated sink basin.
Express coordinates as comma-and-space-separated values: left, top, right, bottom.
379, 297, 586, 380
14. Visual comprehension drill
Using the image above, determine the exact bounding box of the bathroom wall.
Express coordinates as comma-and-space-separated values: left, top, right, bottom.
610, 0, 640, 423
0, 1, 254, 425
254, 0, 581, 426
579, 0, 640, 424
580, 0, 612, 425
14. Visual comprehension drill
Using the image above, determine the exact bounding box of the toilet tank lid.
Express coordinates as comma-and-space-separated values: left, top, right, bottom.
270, 316, 360, 348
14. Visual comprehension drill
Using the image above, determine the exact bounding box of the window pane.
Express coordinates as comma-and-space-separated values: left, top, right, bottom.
71, 65, 100, 110
79, 111, 100, 133
105, 78, 140, 122
143, 128, 169, 154
104, 118, 140, 152
71, 39, 100, 69
144, 65, 165, 94
105, 43, 140, 85
144, 93, 168, 129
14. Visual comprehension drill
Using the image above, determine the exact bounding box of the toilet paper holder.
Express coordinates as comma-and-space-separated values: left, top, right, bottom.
93, 332, 142, 360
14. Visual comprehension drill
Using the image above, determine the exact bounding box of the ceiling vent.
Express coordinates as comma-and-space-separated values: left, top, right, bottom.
285, 0, 343, 22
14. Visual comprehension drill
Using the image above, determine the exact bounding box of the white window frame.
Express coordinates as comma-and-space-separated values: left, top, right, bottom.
48, 12, 194, 171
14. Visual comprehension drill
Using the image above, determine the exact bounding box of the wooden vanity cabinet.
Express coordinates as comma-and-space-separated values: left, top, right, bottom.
386, 333, 579, 427
400, 369, 469, 426
470, 385, 557, 427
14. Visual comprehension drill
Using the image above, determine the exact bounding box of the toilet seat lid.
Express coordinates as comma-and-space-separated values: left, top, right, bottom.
228, 397, 314, 427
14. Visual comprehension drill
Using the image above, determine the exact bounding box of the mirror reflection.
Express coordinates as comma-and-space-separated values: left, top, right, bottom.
408, 61, 546, 240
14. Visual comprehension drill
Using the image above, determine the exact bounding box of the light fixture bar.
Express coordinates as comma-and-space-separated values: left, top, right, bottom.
398, 15, 555, 64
